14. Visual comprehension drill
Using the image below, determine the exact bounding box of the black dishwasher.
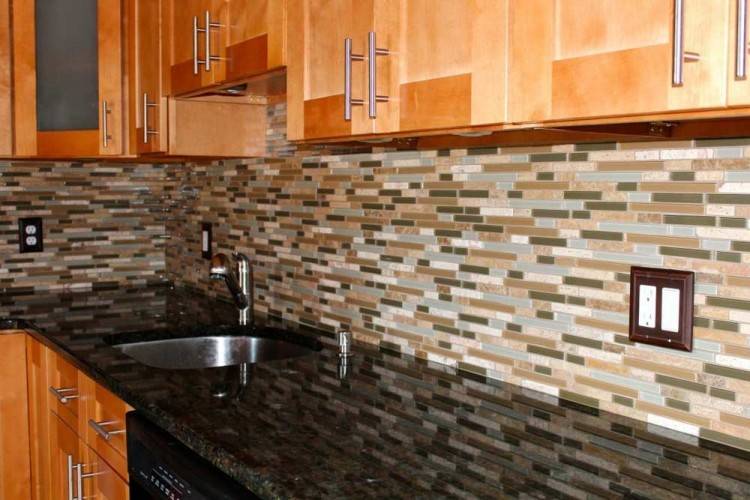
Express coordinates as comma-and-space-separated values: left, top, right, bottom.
127, 412, 257, 500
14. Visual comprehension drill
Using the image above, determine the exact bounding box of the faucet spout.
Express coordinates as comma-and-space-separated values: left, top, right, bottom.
209, 253, 253, 324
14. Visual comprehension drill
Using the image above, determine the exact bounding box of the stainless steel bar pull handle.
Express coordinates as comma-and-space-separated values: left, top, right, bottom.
672, 0, 700, 86
74, 463, 101, 500
738, 0, 748, 79
66, 455, 75, 500
49, 386, 79, 404
193, 16, 206, 75
89, 419, 126, 441
143, 93, 158, 144
204, 10, 224, 72
344, 37, 364, 120
102, 101, 112, 148
368, 31, 390, 118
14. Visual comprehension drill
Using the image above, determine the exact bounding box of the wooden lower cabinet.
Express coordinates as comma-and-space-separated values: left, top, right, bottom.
26, 335, 130, 500
0, 333, 32, 500
51, 413, 129, 500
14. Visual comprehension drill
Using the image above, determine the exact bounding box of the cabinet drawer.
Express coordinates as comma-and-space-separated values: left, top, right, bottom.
83, 439, 130, 499
47, 350, 82, 431
82, 374, 131, 480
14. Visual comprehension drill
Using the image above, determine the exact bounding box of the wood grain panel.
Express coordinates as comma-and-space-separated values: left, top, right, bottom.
0, 334, 31, 500
225, 34, 269, 81
36, 131, 100, 158
399, 74, 472, 132
0, 0, 11, 156
11, 0, 37, 155
508, 0, 553, 123
551, 45, 671, 120
168, 98, 266, 157
98, 0, 124, 156
303, 94, 353, 139
728, 0, 750, 105
135, 0, 168, 154
27, 336, 52, 500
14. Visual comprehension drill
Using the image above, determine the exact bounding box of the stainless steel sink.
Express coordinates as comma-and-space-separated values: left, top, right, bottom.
113, 336, 316, 370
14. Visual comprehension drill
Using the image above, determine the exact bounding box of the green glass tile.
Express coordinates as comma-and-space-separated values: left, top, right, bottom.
530, 153, 567, 162
474, 224, 505, 233
564, 191, 602, 200
581, 230, 623, 241
568, 152, 588, 162
652, 193, 704, 203
717, 251, 742, 263
660, 247, 712, 260
527, 344, 565, 360
532, 209, 570, 219
535, 365, 553, 375
704, 363, 750, 381
567, 296, 586, 306
560, 390, 599, 409
670, 171, 696, 181
459, 264, 490, 275
665, 398, 690, 412
459, 190, 489, 198
706, 296, 750, 311
664, 215, 716, 226
613, 394, 634, 407
708, 194, 750, 204
536, 310, 554, 320
566, 353, 585, 366
713, 320, 738, 332
617, 182, 638, 191
572, 211, 591, 219
709, 387, 736, 401
563, 276, 605, 289
585, 202, 628, 211
529, 291, 566, 303
537, 172, 555, 180
732, 241, 750, 252
720, 217, 746, 228
459, 313, 489, 325
507, 270, 524, 279
530, 237, 567, 247
655, 374, 707, 393
562, 333, 603, 349
575, 142, 616, 151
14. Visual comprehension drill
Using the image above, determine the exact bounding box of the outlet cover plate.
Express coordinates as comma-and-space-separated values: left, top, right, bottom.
629, 266, 694, 351
18, 217, 43, 253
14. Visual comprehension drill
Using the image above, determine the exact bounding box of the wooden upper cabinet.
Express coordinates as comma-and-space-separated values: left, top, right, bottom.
168, 0, 222, 95
288, 0, 508, 141
168, 0, 287, 96
287, 0, 376, 140
510, 0, 730, 123
12, 0, 125, 157
224, 0, 287, 82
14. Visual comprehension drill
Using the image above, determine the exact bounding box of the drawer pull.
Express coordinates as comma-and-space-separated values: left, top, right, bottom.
88, 419, 125, 441
738, 0, 748, 79
367, 31, 390, 118
49, 386, 79, 404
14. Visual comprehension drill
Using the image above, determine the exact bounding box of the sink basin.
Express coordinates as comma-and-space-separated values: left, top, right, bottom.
113, 335, 316, 370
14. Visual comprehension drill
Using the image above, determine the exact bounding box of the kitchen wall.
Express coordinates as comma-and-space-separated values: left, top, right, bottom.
166, 102, 750, 447
0, 161, 173, 294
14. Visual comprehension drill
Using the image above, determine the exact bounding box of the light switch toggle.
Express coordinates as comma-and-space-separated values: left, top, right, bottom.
661, 287, 680, 333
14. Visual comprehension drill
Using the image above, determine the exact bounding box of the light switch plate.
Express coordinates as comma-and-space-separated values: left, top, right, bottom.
629, 266, 694, 351
201, 223, 212, 260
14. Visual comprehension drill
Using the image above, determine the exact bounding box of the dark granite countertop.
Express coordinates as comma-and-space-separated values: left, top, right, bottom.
2, 284, 750, 499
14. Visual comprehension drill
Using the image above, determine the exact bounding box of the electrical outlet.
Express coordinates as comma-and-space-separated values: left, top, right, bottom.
638, 284, 656, 328
18, 217, 44, 253
201, 223, 212, 259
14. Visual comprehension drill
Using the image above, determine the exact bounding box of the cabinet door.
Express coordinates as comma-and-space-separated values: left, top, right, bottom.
509, 0, 729, 123
47, 350, 83, 433
27, 336, 53, 500
136, 0, 168, 153
223, 0, 287, 82
50, 414, 83, 500
169, 0, 225, 95
84, 443, 129, 500
12, 0, 123, 157
0, 334, 32, 500
380, 0, 508, 133
287, 0, 375, 140
0, 0, 11, 156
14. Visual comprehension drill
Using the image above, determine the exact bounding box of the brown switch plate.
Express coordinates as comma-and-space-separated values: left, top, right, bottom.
629, 266, 694, 351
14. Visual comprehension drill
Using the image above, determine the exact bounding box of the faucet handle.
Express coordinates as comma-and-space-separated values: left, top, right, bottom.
233, 252, 250, 263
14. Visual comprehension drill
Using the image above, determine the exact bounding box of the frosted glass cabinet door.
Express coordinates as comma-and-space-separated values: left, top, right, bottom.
35, 0, 99, 131
13, 0, 123, 157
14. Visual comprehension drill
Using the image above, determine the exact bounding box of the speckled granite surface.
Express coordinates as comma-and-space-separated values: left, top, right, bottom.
2, 284, 750, 499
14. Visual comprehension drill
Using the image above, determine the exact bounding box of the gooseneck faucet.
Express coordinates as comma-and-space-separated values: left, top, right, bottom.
209, 252, 253, 326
